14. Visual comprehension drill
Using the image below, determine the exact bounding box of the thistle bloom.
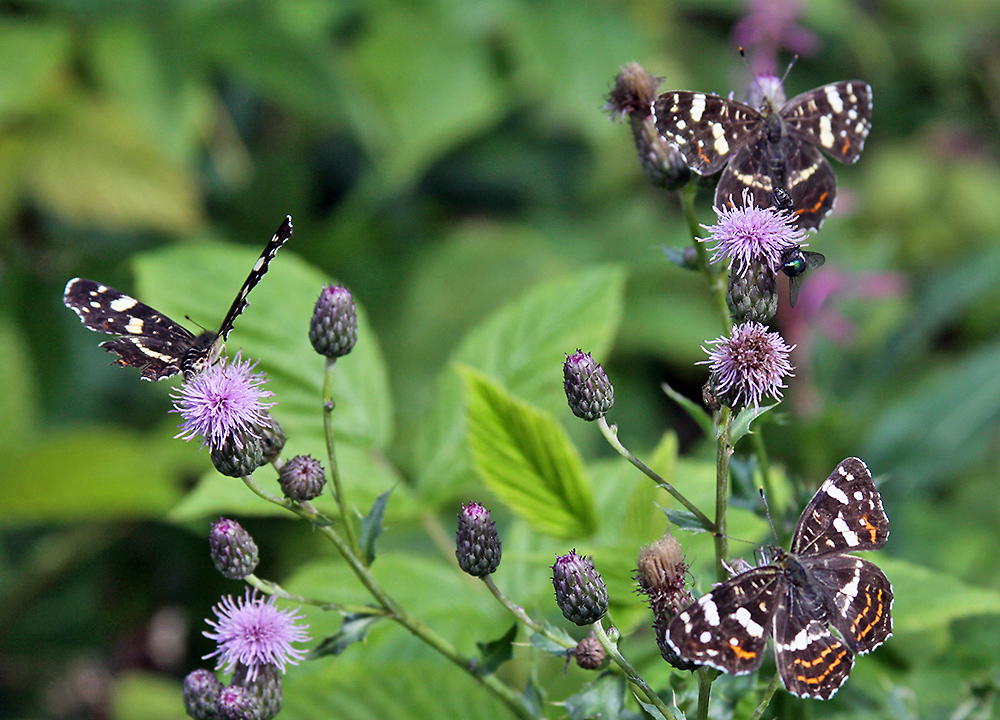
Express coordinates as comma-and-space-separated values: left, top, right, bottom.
203, 590, 310, 683
701, 189, 805, 273
172, 352, 274, 451
701, 322, 795, 408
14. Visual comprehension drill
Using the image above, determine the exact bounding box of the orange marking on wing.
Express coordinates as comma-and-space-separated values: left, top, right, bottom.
841, 138, 851, 154
859, 516, 879, 544
795, 648, 850, 684
857, 588, 886, 639
729, 644, 757, 661
794, 192, 829, 215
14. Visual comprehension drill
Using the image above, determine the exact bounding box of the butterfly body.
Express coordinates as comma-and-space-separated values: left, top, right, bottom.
64, 216, 292, 381
667, 457, 892, 699
654, 81, 872, 229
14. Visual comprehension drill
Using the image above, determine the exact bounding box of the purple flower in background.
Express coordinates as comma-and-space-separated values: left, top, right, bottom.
731, 0, 820, 76
702, 189, 805, 273
172, 352, 274, 451
702, 321, 795, 408
203, 590, 310, 682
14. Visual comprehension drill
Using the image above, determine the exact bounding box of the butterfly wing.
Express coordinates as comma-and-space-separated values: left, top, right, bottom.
804, 553, 894, 655
653, 92, 763, 175
781, 81, 873, 165
791, 457, 889, 556
772, 585, 855, 699
64, 278, 195, 380
667, 567, 784, 674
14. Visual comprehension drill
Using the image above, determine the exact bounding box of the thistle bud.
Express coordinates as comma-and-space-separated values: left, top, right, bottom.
605, 63, 691, 190
727, 261, 778, 324
635, 532, 693, 617
309, 285, 358, 358
563, 351, 614, 421
278, 455, 327, 502
211, 432, 265, 478
258, 414, 286, 464
455, 502, 502, 577
209, 518, 259, 580
552, 551, 608, 626
231, 663, 282, 720
183, 669, 222, 720
216, 685, 261, 720
572, 634, 606, 670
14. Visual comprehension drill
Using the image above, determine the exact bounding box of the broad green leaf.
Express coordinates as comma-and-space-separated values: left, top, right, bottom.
359, 489, 392, 566
0, 22, 70, 119
562, 672, 638, 720
416, 266, 625, 502
133, 238, 393, 451
311, 614, 384, 658
880, 557, 1000, 634
462, 367, 597, 539
0, 317, 38, 442
475, 623, 517, 675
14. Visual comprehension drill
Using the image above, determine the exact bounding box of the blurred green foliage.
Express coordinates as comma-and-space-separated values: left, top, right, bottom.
3, 0, 1000, 718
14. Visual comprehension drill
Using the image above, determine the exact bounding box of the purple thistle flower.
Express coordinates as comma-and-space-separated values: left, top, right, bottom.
701, 189, 805, 273
172, 352, 274, 451
701, 322, 795, 408
203, 590, 310, 683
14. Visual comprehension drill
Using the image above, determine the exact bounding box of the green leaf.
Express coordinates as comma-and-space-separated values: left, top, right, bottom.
880, 557, 1000, 634
529, 630, 574, 656
0, 23, 70, 119
663, 509, 710, 534
475, 623, 517, 675
730, 403, 775, 445
461, 367, 597, 539
0, 317, 38, 442
563, 672, 640, 720
417, 266, 625, 502
311, 613, 384, 658
133, 238, 393, 451
359, 489, 392, 566
660, 246, 690, 269
661, 382, 713, 440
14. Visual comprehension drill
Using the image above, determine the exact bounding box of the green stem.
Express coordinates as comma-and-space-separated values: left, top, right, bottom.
592, 620, 680, 720
752, 431, 780, 530
322, 355, 358, 556
482, 576, 572, 648
679, 184, 730, 331
751, 673, 782, 720
598, 417, 714, 532
696, 667, 717, 720
246, 575, 388, 616
714, 406, 734, 582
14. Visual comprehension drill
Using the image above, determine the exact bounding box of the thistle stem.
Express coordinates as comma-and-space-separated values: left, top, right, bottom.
751, 673, 782, 719
592, 620, 681, 720
322, 355, 358, 557
482, 576, 571, 648
714, 406, 734, 582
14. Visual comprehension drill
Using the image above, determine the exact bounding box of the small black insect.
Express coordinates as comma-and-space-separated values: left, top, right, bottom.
64, 216, 292, 381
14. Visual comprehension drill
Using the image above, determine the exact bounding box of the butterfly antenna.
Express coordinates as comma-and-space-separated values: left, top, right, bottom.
759, 487, 780, 541
779, 54, 799, 85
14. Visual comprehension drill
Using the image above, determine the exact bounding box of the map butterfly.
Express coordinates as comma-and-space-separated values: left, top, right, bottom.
667, 457, 892, 700
653, 77, 872, 230
64, 216, 292, 381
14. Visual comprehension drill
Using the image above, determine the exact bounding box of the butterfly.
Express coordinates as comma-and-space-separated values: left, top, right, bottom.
64, 216, 292, 381
667, 457, 892, 699
653, 78, 872, 230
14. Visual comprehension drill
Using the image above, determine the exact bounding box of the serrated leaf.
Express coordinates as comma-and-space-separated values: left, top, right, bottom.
662, 382, 713, 440
310, 613, 384, 658
461, 367, 597, 539
529, 623, 577, 656
662, 509, 711, 534
730, 403, 775, 444
359, 489, 392, 566
635, 696, 683, 720
475, 623, 517, 675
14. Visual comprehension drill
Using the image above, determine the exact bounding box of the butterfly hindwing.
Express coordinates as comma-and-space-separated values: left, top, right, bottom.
805, 553, 894, 655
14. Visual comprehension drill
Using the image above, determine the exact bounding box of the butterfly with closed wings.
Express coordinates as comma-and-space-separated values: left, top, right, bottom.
667, 457, 892, 700
64, 216, 292, 381
653, 77, 872, 230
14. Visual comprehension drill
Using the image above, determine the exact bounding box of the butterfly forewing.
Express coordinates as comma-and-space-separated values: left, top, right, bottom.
791, 457, 889, 556
782, 82, 873, 165
653, 92, 762, 174
667, 567, 784, 674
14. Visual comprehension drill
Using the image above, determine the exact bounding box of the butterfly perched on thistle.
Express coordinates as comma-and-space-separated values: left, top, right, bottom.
64, 216, 292, 381
653, 74, 872, 230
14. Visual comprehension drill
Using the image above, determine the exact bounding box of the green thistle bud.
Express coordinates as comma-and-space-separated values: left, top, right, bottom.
209, 518, 259, 580
231, 663, 282, 720
258, 413, 286, 464
278, 455, 327, 502
572, 634, 606, 670
551, 551, 608, 626
309, 285, 358, 358
183, 669, 222, 720
211, 432, 265, 478
216, 685, 261, 720
455, 502, 502, 577
727, 260, 778, 324
563, 351, 614, 421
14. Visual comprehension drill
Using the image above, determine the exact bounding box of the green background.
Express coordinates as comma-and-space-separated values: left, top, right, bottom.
3, 0, 1000, 718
